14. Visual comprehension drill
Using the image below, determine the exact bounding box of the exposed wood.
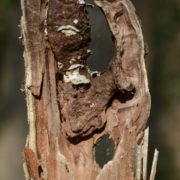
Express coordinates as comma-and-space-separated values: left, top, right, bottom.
20, 0, 157, 179
20, 0, 43, 96
142, 127, 149, 180
136, 145, 142, 180
150, 149, 159, 180
23, 162, 30, 180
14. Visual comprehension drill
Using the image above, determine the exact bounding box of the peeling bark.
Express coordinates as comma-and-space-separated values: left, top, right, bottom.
20, 0, 157, 180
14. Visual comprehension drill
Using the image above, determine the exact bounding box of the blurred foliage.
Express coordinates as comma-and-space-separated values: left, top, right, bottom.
0, 0, 13, 77
0, 0, 180, 180
148, 0, 180, 179
153, 0, 180, 104
0, 0, 12, 8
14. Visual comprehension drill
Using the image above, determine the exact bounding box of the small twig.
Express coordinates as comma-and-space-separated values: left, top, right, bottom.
149, 149, 159, 180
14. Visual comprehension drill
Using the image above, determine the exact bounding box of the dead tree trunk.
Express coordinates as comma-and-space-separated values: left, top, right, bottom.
20, 0, 158, 179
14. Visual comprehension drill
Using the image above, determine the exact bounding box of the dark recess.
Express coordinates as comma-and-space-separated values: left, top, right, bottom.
95, 134, 115, 168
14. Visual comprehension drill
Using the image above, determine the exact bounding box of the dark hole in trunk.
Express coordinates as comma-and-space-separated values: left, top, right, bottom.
95, 134, 115, 168
106, 88, 136, 110
38, 165, 43, 177
86, 0, 116, 72
72, 84, 91, 91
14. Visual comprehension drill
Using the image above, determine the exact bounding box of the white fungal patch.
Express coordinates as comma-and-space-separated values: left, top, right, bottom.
58, 25, 80, 36
86, 3, 94, 8
87, 66, 101, 78
68, 64, 84, 70
61, 30, 76, 36
91, 71, 101, 77
90, 103, 95, 108
77, 0, 85, 5
58, 25, 79, 33
73, 19, 78, 24
58, 62, 64, 69
78, 56, 81, 60
44, 28, 48, 35
70, 59, 76, 64
64, 64, 90, 85
87, 49, 93, 55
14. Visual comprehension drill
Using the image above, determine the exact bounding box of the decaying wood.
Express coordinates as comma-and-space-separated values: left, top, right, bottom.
150, 149, 159, 180
142, 127, 149, 180
20, 0, 158, 179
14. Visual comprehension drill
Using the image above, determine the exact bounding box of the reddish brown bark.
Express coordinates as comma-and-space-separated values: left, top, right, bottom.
20, 0, 155, 180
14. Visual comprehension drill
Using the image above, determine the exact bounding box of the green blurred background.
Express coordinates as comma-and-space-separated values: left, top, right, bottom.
0, 0, 180, 179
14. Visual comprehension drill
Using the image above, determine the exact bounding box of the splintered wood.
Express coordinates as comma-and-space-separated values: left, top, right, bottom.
150, 149, 159, 180
20, 0, 158, 179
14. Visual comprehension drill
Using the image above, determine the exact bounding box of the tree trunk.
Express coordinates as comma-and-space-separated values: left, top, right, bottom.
20, 0, 158, 179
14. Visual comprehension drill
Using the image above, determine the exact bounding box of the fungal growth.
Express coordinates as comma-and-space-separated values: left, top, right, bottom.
87, 66, 101, 78
58, 25, 80, 36
78, 0, 86, 5
64, 64, 90, 84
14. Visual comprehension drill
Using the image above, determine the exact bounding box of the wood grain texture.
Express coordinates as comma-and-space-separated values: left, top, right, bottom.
150, 149, 159, 180
20, 0, 155, 179
20, 0, 44, 96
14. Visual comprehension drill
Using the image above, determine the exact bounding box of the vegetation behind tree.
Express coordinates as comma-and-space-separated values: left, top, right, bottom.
0, 0, 180, 179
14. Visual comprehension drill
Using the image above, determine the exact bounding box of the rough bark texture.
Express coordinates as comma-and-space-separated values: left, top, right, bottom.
20, 0, 155, 180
